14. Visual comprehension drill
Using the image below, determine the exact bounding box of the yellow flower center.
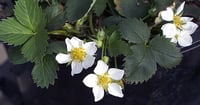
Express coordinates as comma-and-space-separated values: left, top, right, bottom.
71, 47, 86, 62
173, 16, 183, 29
98, 74, 112, 90
175, 34, 179, 40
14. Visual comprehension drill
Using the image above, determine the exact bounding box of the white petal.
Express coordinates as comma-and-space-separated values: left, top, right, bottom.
170, 37, 178, 43
94, 60, 108, 75
182, 22, 198, 34
55, 53, 71, 64
71, 61, 83, 76
108, 68, 124, 80
83, 74, 98, 88
178, 32, 193, 47
108, 83, 123, 98
92, 85, 104, 102
176, 1, 185, 15
161, 23, 177, 37
83, 42, 97, 55
65, 38, 73, 52
82, 55, 95, 69
160, 7, 174, 21
70, 37, 84, 48
181, 17, 193, 23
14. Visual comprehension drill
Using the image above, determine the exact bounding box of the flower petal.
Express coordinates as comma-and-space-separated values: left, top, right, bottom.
181, 17, 193, 23
82, 55, 95, 69
92, 85, 104, 102
83, 42, 97, 55
108, 68, 124, 80
161, 23, 177, 37
70, 37, 84, 48
83, 74, 98, 88
160, 7, 174, 21
108, 83, 123, 98
55, 53, 71, 64
65, 38, 73, 52
182, 22, 198, 34
178, 32, 192, 47
94, 60, 108, 75
176, 1, 185, 15
71, 61, 83, 76
170, 37, 178, 43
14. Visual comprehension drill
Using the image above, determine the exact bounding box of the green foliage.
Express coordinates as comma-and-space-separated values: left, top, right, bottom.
8, 46, 27, 65
66, 0, 93, 22
32, 55, 58, 88
47, 41, 67, 54
0, 18, 33, 46
108, 31, 132, 57
114, 0, 150, 18
120, 18, 182, 83
153, 0, 173, 12
119, 18, 150, 43
94, 0, 107, 16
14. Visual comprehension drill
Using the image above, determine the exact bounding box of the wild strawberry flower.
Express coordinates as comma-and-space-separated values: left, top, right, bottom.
56, 37, 97, 76
83, 60, 124, 102
160, 2, 198, 47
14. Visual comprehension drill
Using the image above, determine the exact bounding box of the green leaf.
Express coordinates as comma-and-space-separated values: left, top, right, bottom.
47, 41, 67, 54
108, 31, 132, 57
0, 18, 34, 46
32, 55, 58, 88
150, 36, 182, 68
154, 0, 173, 12
45, 3, 66, 30
94, 0, 107, 16
21, 29, 48, 62
7, 46, 27, 65
102, 16, 122, 26
66, 0, 93, 22
119, 18, 150, 43
124, 44, 157, 84
114, 0, 150, 18
14, 0, 46, 31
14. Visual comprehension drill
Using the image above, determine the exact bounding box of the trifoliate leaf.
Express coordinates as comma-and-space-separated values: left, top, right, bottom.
150, 36, 182, 68
65, 0, 93, 22
21, 29, 48, 62
114, 0, 150, 18
124, 44, 157, 84
47, 41, 67, 54
0, 18, 34, 46
32, 55, 58, 88
119, 18, 150, 43
108, 31, 132, 57
94, 0, 107, 16
14, 0, 46, 31
7, 46, 27, 65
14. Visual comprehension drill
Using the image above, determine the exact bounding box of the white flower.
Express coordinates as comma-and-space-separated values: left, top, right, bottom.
160, 2, 198, 33
83, 60, 124, 102
55, 37, 97, 76
161, 25, 192, 47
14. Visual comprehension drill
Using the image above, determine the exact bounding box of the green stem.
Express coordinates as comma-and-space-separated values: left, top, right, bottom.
142, 14, 150, 20
114, 56, 118, 68
89, 13, 95, 35
101, 44, 104, 60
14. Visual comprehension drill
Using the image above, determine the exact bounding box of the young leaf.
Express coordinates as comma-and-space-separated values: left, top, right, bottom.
124, 44, 157, 84
119, 18, 150, 43
32, 55, 58, 88
14, 0, 46, 31
108, 31, 132, 57
93, 0, 107, 16
114, 0, 150, 18
150, 36, 182, 68
0, 18, 34, 46
65, 0, 93, 22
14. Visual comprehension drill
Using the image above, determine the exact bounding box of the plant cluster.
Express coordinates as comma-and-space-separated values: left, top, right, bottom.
0, 0, 198, 102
